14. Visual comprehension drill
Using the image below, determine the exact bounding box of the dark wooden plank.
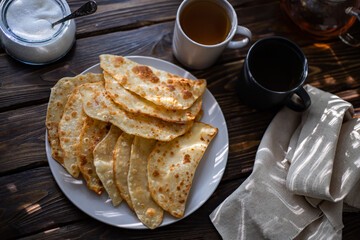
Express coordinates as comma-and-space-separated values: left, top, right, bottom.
69, 0, 181, 38
0, 165, 243, 239
18, 213, 360, 240
343, 212, 360, 240
0, 167, 86, 239
0, 104, 48, 175
12, 175, 245, 240
8, 169, 359, 240
68, 0, 275, 38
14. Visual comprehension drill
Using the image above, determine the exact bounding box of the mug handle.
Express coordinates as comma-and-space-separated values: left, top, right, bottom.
227, 26, 252, 49
286, 86, 311, 112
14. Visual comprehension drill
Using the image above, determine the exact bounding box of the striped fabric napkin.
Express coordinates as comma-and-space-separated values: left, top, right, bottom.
210, 85, 360, 239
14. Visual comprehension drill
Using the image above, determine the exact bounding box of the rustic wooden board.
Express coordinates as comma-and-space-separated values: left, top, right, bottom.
18, 213, 360, 240
1, 166, 244, 239
343, 212, 360, 240
0, 167, 86, 239
0, 104, 48, 175
68, 0, 275, 37
3, 167, 358, 240
1, 0, 360, 238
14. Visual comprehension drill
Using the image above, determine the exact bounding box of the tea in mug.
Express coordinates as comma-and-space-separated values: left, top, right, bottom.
180, 0, 231, 45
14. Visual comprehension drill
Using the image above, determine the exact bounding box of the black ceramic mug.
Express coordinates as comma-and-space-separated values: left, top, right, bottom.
238, 36, 311, 111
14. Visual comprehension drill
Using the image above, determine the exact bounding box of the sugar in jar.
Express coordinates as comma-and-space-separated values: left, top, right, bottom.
0, 0, 76, 65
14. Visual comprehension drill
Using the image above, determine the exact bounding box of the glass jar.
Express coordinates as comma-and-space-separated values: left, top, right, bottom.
281, 0, 360, 40
0, 0, 76, 65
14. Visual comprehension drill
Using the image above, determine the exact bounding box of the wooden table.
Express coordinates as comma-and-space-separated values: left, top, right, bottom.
1, 0, 359, 239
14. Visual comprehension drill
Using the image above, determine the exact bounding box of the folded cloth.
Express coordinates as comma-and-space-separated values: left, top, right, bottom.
210, 85, 360, 240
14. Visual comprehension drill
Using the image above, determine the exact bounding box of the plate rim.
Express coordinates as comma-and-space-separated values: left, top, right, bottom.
46, 55, 229, 229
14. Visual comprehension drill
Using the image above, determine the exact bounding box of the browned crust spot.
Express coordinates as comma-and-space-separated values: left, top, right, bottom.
183, 154, 191, 164
121, 76, 127, 85
182, 90, 192, 100
196, 79, 205, 85
152, 170, 160, 177
172, 211, 182, 218
80, 155, 87, 166
112, 56, 125, 67
167, 85, 175, 91
167, 73, 178, 78
132, 65, 159, 83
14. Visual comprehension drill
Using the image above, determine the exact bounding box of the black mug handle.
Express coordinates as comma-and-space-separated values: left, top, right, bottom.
286, 86, 311, 112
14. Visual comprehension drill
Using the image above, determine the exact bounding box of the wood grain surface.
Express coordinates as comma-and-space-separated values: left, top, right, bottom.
1, 0, 359, 239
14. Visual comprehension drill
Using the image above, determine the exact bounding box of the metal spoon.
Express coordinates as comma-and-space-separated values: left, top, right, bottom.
52, 0, 97, 28
345, 7, 360, 22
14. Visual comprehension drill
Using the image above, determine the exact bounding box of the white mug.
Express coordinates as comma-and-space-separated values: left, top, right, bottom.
172, 0, 252, 70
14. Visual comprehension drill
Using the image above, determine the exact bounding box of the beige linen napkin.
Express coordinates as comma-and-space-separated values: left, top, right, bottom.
210, 85, 360, 240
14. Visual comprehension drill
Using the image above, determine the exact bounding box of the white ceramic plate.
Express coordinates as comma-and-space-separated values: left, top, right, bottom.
46, 56, 229, 229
